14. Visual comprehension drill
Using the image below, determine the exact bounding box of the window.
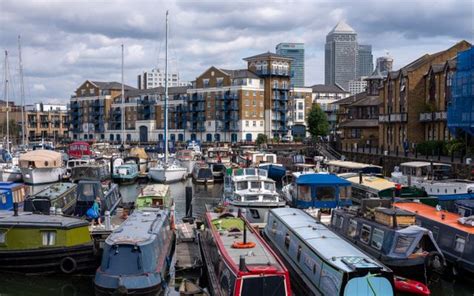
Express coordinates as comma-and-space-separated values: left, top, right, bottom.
371, 229, 384, 250
284, 233, 290, 249
250, 181, 261, 189
236, 182, 248, 190
0, 230, 5, 244
260, 121, 264, 127
297, 246, 302, 261
42, 231, 56, 246
253, 91, 256, 97
454, 236, 466, 253
297, 185, 311, 202
216, 77, 223, 87
253, 121, 256, 127
298, 102, 304, 110
245, 99, 249, 106
360, 225, 371, 244
245, 121, 249, 127
347, 220, 357, 238
394, 236, 415, 254
203, 79, 209, 87
315, 186, 335, 201
264, 182, 275, 191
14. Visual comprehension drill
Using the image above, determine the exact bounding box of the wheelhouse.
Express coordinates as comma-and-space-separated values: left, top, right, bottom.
68, 142, 92, 159
325, 160, 382, 175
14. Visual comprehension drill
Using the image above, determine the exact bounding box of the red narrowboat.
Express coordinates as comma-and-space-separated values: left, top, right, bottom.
200, 208, 291, 296
68, 142, 92, 159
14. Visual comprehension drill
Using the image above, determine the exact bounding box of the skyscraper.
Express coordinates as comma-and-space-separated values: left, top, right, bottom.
376, 55, 394, 73
276, 43, 305, 87
358, 45, 374, 77
325, 21, 373, 90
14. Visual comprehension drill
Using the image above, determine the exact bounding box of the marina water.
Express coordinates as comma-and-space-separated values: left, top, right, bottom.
0, 181, 472, 296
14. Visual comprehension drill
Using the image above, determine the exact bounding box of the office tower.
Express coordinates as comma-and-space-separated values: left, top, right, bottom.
276, 43, 305, 87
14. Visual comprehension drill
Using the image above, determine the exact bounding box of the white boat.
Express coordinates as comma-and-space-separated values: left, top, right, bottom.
19, 150, 66, 185
205, 146, 232, 165
176, 149, 197, 174
186, 141, 202, 156
148, 13, 187, 183
0, 164, 22, 182
149, 161, 187, 183
391, 161, 474, 203
224, 167, 286, 227
192, 161, 214, 183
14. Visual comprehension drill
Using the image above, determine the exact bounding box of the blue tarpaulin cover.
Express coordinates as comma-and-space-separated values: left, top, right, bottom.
296, 173, 351, 186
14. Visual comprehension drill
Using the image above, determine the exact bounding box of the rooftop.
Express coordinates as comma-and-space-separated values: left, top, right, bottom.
328, 20, 356, 34
311, 84, 349, 94
90, 81, 136, 91
0, 212, 89, 229
219, 69, 261, 79
243, 51, 293, 61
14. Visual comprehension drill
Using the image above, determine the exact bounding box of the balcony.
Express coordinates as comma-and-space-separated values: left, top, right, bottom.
419, 112, 433, 122
379, 113, 407, 123
434, 111, 447, 121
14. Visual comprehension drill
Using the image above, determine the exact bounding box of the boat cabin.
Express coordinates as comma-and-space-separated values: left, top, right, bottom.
68, 142, 92, 159
396, 161, 453, 180
325, 160, 382, 175
395, 202, 474, 274
136, 184, 172, 210
455, 199, 474, 217
289, 173, 352, 209
19, 150, 63, 169
24, 183, 77, 215
264, 208, 394, 296
74, 180, 121, 217
0, 182, 27, 211
201, 210, 291, 296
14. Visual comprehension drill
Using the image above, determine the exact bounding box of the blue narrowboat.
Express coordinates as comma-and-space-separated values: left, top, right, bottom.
94, 209, 175, 295
0, 182, 27, 211
282, 173, 352, 209
73, 180, 121, 217
264, 208, 395, 296
455, 199, 474, 217
258, 163, 287, 182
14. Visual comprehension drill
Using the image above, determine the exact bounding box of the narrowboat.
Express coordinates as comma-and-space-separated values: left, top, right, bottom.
19, 150, 67, 185
200, 208, 292, 296
329, 204, 445, 280
65, 158, 93, 180
112, 160, 139, 185
224, 168, 286, 227
338, 173, 432, 205
136, 184, 172, 210
192, 161, 214, 184
395, 201, 474, 276
0, 211, 97, 275
391, 161, 474, 208
325, 160, 383, 175
70, 159, 110, 182
455, 199, 474, 217
209, 162, 227, 181
74, 180, 121, 217
0, 182, 27, 211
94, 209, 175, 295
282, 173, 352, 211
205, 146, 232, 165
68, 141, 92, 159
264, 208, 395, 296
23, 182, 77, 215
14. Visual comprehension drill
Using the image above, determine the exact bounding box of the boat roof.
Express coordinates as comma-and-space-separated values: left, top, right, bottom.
296, 173, 351, 186
106, 210, 168, 246
399, 161, 450, 168
0, 212, 89, 228
294, 163, 315, 168
0, 182, 24, 190
271, 208, 386, 272
394, 202, 474, 234
326, 160, 382, 169
455, 199, 474, 208
207, 211, 284, 272
138, 184, 169, 198
345, 175, 395, 191
32, 183, 76, 199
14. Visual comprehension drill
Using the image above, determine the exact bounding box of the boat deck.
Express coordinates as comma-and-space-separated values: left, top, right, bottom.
209, 212, 277, 267
175, 222, 202, 272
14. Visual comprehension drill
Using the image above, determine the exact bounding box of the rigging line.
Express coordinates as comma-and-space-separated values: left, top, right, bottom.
168, 13, 180, 78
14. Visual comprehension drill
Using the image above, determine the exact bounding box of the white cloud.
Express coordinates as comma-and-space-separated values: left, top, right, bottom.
33, 83, 46, 91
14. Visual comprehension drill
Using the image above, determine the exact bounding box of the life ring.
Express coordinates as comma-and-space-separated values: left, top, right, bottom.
60, 256, 77, 274
232, 241, 256, 249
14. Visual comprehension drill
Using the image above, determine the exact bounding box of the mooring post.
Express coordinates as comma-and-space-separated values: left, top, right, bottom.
185, 186, 193, 218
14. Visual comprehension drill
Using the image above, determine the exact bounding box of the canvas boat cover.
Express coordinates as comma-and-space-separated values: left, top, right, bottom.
19, 150, 63, 168
387, 225, 443, 258
130, 147, 148, 159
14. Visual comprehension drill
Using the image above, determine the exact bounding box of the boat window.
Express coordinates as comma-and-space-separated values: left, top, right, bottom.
394, 236, 415, 254
339, 186, 351, 200
0, 230, 5, 244
250, 181, 261, 189
247, 168, 256, 175
454, 236, 466, 253
240, 275, 286, 296
337, 216, 344, 229
345, 276, 393, 296
0, 194, 5, 205
244, 195, 259, 202
105, 245, 143, 275
262, 195, 276, 202
42, 231, 56, 246
297, 246, 302, 261
347, 220, 357, 238
316, 186, 336, 201
264, 182, 275, 191
297, 185, 311, 202
360, 224, 371, 244
249, 209, 260, 219
371, 229, 384, 250
331, 214, 337, 226
284, 233, 290, 249
266, 155, 275, 163
271, 220, 278, 234
236, 182, 248, 190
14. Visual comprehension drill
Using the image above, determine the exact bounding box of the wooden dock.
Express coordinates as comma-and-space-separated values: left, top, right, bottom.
175, 221, 203, 284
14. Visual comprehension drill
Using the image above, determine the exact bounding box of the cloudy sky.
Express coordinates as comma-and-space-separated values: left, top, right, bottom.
0, 0, 472, 104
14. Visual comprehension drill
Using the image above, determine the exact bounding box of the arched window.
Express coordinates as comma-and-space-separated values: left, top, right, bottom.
206, 133, 212, 142
178, 134, 184, 141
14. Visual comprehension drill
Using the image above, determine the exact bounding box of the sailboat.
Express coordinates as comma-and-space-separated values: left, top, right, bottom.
149, 12, 187, 183
0, 49, 22, 182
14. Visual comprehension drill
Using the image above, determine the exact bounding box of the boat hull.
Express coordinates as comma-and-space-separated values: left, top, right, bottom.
260, 164, 286, 182
0, 243, 98, 275
1, 170, 23, 182
95, 284, 162, 296
149, 168, 187, 183
229, 201, 286, 227
20, 167, 66, 185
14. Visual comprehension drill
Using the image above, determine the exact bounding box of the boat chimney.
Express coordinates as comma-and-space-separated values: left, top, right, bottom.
239, 255, 247, 271
185, 186, 193, 218
13, 202, 18, 216
359, 172, 363, 184
243, 220, 247, 244
50, 206, 56, 215
105, 211, 111, 230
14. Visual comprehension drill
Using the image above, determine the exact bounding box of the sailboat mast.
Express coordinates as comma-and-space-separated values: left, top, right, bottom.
164, 10, 169, 163
121, 44, 125, 147
18, 36, 26, 147
4, 50, 10, 153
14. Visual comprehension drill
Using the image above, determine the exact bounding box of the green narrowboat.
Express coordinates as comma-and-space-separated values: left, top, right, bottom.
23, 182, 77, 215
136, 184, 172, 210
0, 211, 98, 275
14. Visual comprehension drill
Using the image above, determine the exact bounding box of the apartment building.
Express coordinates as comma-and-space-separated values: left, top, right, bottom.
311, 84, 350, 136
289, 87, 312, 138
137, 68, 189, 89
378, 40, 470, 151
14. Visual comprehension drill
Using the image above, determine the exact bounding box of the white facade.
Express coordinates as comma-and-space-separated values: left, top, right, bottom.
348, 77, 368, 95
26, 103, 67, 112
138, 68, 189, 89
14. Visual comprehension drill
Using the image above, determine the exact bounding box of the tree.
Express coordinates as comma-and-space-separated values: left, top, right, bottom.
255, 134, 268, 146
0, 119, 21, 144
307, 104, 329, 138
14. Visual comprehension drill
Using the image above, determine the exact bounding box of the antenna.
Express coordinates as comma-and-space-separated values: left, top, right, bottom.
18, 35, 26, 147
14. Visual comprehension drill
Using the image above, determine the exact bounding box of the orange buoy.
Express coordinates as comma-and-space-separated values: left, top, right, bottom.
232, 241, 256, 249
